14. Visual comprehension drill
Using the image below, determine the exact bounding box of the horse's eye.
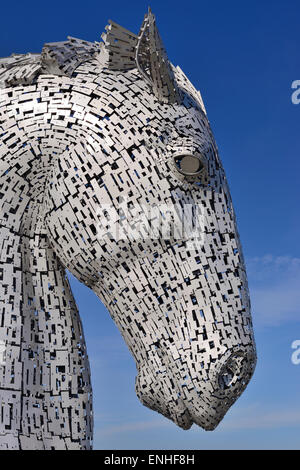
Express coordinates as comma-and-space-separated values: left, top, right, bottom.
173, 154, 205, 176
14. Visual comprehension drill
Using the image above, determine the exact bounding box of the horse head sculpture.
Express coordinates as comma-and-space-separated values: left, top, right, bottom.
0, 9, 256, 449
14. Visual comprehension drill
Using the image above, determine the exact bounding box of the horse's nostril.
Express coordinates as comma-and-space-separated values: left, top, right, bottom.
218, 366, 235, 390
215, 348, 256, 397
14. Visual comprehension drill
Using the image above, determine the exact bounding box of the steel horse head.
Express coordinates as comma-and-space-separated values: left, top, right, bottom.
0, 9, 256, 449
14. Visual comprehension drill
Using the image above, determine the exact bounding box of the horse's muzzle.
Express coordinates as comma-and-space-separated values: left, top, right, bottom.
135, 345, 256, 431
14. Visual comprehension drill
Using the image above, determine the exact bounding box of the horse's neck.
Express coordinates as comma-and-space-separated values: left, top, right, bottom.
0, 105, 93, 447
0, 143, 77, 376
0, 79, 87, 336
0, 140, 60, 308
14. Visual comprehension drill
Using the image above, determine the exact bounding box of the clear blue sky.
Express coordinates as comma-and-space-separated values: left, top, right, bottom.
2, 0, 300, 450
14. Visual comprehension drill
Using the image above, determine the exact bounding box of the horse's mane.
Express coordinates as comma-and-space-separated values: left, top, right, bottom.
0, 19, 206, 114
0, 36, 102, 89
0, 19, 141, 89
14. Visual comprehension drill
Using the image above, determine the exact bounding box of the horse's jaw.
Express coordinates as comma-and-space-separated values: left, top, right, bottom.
92, 279, 256, 432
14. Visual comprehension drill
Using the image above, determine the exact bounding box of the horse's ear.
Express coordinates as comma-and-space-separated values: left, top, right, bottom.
135, 8, 182, 104
98, 9, 182, 104
98, 21, 139, 71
